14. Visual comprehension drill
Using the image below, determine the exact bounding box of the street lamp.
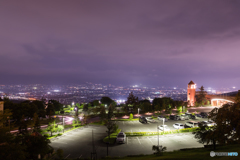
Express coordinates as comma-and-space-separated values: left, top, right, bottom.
138, 108, 140, 116
62, 117, 65, 133
163, 118, 165, 133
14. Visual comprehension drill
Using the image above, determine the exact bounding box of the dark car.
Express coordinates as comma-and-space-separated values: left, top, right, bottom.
190, 114, 196, 120
195, 114, 202, 118
139, 116, 147, 123
170, 115, 177, 120
200, 112, 208, 118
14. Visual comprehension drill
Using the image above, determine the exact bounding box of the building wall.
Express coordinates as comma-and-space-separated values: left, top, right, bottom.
187, 85, 196, 106
0, 101, 3, 113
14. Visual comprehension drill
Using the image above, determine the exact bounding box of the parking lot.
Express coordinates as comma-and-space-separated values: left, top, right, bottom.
50, 117, 207, 159
117, 117, 210, 132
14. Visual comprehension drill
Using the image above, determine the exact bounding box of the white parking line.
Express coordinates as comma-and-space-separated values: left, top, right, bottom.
137, 137, 141, 144
127, 137, 128, 144
147, 137, 153, 144
65, 154, 70, 159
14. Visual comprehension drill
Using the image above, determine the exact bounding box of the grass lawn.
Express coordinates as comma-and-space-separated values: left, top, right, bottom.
100, 144, 240, 160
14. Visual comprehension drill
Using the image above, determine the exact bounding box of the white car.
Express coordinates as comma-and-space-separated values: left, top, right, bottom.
173, 123, 184, 129
199, 121, 212, 127
146, 117, 156, 123
116, 132, 126, 144
185, 121, 198, 128
158, 125, 170, 131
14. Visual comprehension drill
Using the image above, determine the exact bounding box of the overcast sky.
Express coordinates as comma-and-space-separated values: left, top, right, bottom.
0, 0, 240, 88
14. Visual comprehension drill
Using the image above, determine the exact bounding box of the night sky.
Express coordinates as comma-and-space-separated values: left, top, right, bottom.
1, 0, 240, 88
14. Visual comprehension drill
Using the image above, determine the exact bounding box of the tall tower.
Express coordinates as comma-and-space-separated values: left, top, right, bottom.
0, 100, 3, 113
187, 80, 196, 106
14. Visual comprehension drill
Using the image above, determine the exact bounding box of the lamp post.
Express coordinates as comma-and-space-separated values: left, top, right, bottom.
163, 118, 165, 133
157, 123, 159, 147
138, 108, 140, 116
62, 117, 65, 133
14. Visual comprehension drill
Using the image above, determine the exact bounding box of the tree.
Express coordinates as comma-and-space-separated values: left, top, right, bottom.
23, 133, 51, 159
193, 123, 219, 149
92, 100, 100, 107
32, 112, 41, 133
46, 103, 55, 118
18, 115, 29, 135
31, 100, 46, 118
99, 106, 106, 122
125, 92, 139, 113
100, 97, 113, 106
139, 100, 152, 112
46, 120, 58, 136
196, 86, 207, 106
48, 100, 63, 113
104, 104, 118, 141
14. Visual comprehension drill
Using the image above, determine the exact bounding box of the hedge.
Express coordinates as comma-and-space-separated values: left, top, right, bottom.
125, 127, 198, 137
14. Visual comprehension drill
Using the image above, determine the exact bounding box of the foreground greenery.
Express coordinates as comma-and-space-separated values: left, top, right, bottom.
98, 143, 240, 160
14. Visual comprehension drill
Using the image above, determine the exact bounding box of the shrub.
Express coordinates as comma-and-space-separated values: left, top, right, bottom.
44, 133, 50, 137
129, 113, 133, 120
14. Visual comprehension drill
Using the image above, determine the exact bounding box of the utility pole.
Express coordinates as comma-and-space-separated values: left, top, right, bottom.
62, 116, 64, 133
157, 123, 159, 147
91, 130, 97, 160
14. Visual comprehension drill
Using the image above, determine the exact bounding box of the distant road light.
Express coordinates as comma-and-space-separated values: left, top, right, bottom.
233, 87, 236, 89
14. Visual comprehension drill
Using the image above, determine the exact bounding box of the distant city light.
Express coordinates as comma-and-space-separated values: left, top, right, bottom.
53, 90, 60, 92
173, 87, 176, 89
233, 87, 236, 89
47, 92, 51, 94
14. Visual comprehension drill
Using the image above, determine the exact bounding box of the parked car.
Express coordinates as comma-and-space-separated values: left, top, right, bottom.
181, 114, 189, 120
173, 123, 184, 129
158, 116, 168, 122
195, 114, 202, 118
116, 132, 126, 144
198, 121, 212, 127
190, 114, 196, 120
176, 115, 185, 120
200, 112, 208, 118
146, 117, 156, 123
185, 112, 192, 119
170, 115, 176, 120
139, 116, 147, 123
208, 120, 216, 126
158, 125, 170, 131
185, 121, 198, 128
